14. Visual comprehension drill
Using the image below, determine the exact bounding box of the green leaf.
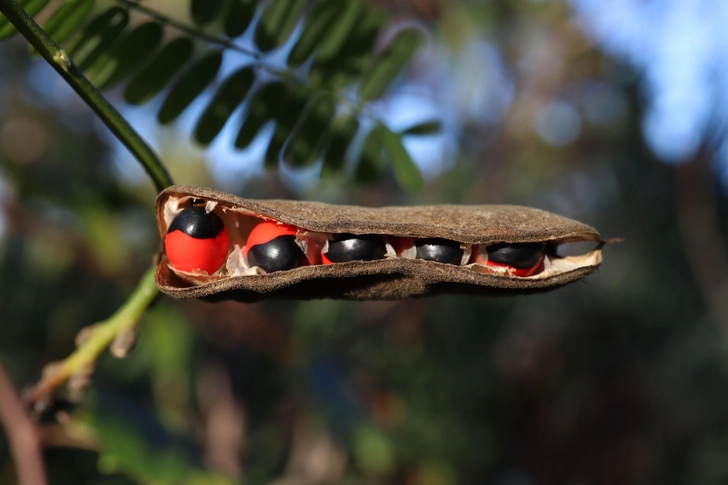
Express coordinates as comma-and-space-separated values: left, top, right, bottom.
190, 0, 224, 25
359, 28, 423, 101
234, 82, 286, 149
158, 50, 223, 125
382, 126, 424, 191
264, 89, 308, 169
123, 37, 195, 106
67, 7, 129, 72
0, 0, 51, 39
401, 120, 442, 136
309, 6, 385, 89
194, 67, 255, 146
224, 0, 255, 37
283, 95, 336, 168
321, 115, 359, 178
254, 0, 306, 52
287, 0, 343, 67
315, 0, 366, 62
355, 124, 386, 184
30, 0, 95, 55
89, 22, 164, 89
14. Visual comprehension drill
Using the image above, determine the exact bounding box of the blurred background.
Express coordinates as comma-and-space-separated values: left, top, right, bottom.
2, 0, 728, 484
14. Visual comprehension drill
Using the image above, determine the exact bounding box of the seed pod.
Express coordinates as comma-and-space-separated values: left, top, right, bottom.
155, 185, 607, 302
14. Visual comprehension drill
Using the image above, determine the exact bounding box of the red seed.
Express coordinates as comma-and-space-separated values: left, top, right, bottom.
165, 226, 229, 273
244, 221, 299, 258
472, 247, 542, 277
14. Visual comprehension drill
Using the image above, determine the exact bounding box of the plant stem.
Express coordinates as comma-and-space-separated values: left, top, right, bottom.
0, 361, 48, 485
0, 0, 174, 192
26, 266, 159, 405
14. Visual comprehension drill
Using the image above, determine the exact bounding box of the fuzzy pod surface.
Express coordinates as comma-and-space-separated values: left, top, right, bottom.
156, 185, 605, 302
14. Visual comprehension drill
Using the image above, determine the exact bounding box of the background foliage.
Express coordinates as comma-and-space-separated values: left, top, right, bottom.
2, 0, 728, 484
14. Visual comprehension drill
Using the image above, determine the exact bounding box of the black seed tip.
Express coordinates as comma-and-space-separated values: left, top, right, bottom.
415, 238, 463, 265
168, 206, 225, 239
487, 243, 544, 269
248, 235, 306, 273
325, 234, 386, 263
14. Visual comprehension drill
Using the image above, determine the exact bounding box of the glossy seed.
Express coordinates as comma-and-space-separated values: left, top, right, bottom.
415, 238, 463, 265
486, 242, 544, 269
247, 235, 306, 273
168, 205, 225, 238
323, 234, 386, 264
165, 206, 229, 273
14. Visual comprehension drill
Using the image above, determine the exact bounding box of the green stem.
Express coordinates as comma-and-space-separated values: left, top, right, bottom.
26, 267, 159, 404
0, 0, 174, 192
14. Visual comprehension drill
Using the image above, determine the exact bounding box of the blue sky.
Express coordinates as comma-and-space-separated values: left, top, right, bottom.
572, 0, 728, 166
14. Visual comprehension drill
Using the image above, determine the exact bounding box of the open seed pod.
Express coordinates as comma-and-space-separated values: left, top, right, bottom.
155, 185, 605, 302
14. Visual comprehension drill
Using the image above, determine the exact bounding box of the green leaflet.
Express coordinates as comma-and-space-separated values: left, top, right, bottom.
67, 6, 129, 71
254, 0, 306, 52
123, 37, 195, 106
381, 126, 424, 191
234, 82, 286, 150
359, 29, 424, 101
287, 0, 343, 67
264, 89, 308, 169
282, 95, 336, 168
401, 120, 442, 136
314, 0, 366, 62
224, 0, 255, 38
194, 67, 255, 146
355, 124, 386, 184
287, 0, 367, 68
309, 6, 385, 89
0, 0, 51, 39
321, 115, 359, 178
89, 22, 163, 90
158, 50, 224, 125
190, 0, 224, 26
29, 0, 94, 53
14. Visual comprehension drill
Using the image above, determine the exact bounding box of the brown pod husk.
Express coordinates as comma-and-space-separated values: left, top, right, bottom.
155, 185, 604, 302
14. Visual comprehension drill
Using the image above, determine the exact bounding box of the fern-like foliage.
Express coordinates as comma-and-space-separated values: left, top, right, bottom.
0, 0, 443, 190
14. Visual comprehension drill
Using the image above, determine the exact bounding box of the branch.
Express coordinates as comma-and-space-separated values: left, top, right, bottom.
0, 360, 49, 485
0, 0, 173, 192
26, 266, 159, 409
0, 0, 172, 410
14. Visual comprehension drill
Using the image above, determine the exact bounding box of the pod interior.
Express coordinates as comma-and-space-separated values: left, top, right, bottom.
160, 194, 603, 284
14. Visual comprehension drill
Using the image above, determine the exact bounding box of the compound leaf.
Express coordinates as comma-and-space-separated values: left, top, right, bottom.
194, 66, 255, 145
158, 50, 224, 125
123, 37, 195, 106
